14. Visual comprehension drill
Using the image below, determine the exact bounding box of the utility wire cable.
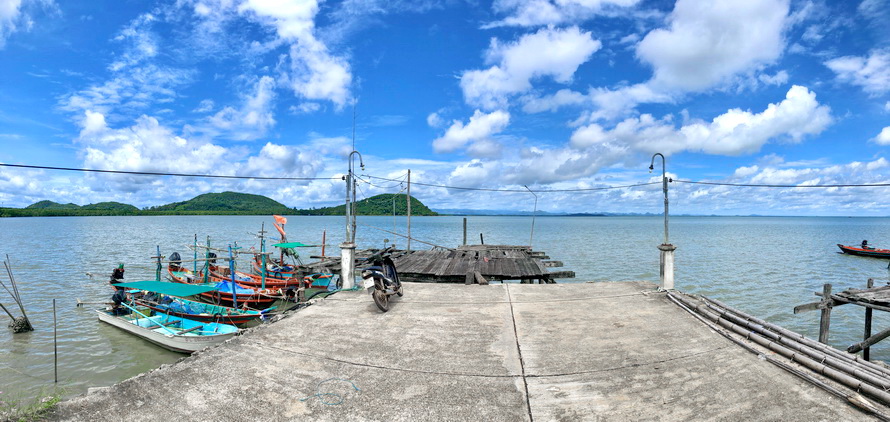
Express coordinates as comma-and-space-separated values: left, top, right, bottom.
363, 175, 660, 193
673, 179, 890, 188
0, 163, 339, 181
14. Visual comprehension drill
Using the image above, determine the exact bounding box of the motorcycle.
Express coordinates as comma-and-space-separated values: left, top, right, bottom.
361, 247, 402, 312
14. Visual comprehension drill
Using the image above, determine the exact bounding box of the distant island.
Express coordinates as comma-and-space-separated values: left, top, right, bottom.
0, 192, 439, 217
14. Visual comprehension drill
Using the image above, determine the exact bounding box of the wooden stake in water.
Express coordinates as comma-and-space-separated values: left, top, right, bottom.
53, 298, 58, 383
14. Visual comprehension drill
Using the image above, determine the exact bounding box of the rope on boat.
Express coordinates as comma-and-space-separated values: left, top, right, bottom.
299, 378, 361, 406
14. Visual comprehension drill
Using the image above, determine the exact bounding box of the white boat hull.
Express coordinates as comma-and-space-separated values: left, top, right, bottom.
96, 310, 237, 353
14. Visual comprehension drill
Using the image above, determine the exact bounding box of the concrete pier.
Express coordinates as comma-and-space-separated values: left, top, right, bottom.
52, 282, 875, 421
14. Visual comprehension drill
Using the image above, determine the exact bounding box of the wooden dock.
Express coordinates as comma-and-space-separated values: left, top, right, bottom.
307, 244, 574, 284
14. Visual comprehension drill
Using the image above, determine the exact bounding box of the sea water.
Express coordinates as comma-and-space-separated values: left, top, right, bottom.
2, 215, 890, 400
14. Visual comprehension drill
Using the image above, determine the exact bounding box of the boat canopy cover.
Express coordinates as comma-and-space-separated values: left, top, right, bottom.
272, 242, 308, 248
115, 280, 218, 296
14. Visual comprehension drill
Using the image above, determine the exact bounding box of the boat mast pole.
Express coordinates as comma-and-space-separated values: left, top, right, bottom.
155, 245, 161, 282
260, 222, 266, 290
193, 234, 197, 274
204, 236, 210, 284
228, 245, 238, 309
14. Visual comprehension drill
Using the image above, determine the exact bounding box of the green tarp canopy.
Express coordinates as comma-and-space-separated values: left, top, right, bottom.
114, 280, 217, 296
273, 242, 309, 248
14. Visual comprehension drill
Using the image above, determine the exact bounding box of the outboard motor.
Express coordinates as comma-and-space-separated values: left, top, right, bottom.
207, 252, 217, 264
169, 251, 182, 269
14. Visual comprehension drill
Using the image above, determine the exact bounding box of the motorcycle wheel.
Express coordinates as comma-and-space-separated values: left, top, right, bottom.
372, 285, 389, 312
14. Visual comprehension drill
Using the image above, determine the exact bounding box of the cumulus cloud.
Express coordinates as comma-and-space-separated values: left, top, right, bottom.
0, 0, 55, 48
432, 110, 510, 154
72, 109, 326, 199
875, 127, 890, 145
460, 26, 601, 109
824, 49, 890, 96
238, 0, 352, 107
486, 0, 641, 27
571, 85, 831, 155
637, 0, 789, 92
206, 75, 277, 140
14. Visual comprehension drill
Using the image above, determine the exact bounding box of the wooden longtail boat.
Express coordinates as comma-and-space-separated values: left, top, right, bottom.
96, 305, 238, 354
168, 268, 278, 308
215, 263, 334, 290
838, 244, 890, 259
114, 280, 270, 325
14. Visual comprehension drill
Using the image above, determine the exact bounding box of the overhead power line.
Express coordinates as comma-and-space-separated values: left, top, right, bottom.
673, 180, 890, 188
363, 174, 659, 193
0, 163, 339, 181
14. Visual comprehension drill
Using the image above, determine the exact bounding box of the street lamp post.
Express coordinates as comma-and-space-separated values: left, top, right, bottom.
649, 153, 676, 290
341, 150, 364, 289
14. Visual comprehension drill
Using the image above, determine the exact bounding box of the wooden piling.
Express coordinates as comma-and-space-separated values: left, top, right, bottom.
864, 278, 874, 360
462, 218, 467, 246
53, 298, 58, 383
819, 283, 833, 344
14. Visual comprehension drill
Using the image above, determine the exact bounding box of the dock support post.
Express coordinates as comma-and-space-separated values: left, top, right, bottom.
865, 278, 874, 360
462, 218, 467, 246
819, 283, 833, 344
340, 242, 356, 289
658, 243, 676, 290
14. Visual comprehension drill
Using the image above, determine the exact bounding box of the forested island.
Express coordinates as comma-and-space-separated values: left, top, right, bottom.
0, 192, 438, 217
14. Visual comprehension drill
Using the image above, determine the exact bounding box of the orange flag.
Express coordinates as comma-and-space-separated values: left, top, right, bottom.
273, 215, 287, 226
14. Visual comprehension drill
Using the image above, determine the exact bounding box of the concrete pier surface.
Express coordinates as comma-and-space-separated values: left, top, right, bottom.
52, 282, 874, 421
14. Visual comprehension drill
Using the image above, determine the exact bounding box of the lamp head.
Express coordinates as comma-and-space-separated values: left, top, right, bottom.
649, 165, 653, 172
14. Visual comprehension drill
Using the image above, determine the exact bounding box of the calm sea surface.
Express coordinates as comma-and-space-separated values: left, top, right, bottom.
3, 215, 890, 401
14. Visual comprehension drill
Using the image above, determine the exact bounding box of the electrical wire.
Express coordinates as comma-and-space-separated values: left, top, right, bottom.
673, 179, 890, 188
0, 163, 339, 181
363, 174, 659, 193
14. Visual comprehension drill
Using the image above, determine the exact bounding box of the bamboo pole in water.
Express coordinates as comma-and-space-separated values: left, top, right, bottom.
865, 278, 875, 361
668, 293, 890, 420
53, 298, 58, 383
672, 292, 890, 406
704, 296, 890, 380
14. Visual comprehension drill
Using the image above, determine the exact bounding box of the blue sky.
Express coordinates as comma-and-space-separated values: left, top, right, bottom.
0, 0, 889, 215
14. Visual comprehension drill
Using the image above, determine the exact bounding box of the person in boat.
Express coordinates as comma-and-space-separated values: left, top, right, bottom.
109, 263, 125, 286
110, 286, 131, 316
862, 240, 871, 250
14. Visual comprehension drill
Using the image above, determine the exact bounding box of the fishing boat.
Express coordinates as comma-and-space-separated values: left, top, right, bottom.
121, 280, 272, 326
837, 244, 890, 259
96, 296, 238, 354
167, 267, 278, 308
212, 263, 334, 290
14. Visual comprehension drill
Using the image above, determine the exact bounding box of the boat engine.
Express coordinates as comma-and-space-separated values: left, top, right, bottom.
169, 251, 182, 269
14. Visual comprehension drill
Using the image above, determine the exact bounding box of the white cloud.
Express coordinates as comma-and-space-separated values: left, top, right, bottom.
432, 110, 510, 154
875, 127, 890, 145
238, 0, 352, 107
206, 75, 277, 140
637, 0, 789, 92
758, 70, 789, 86
0, 0, 54, 49
824, 49, 890, 96
61, 64, 195, 117
426, 112, 444, 128
289, 102, 320, 114
460, 26, 601, 109
521, 88, 588, 113
193, 99, 215, 113
885, 101, 890, 112
109, 13, 158, 71
571, 85, 831, 156
0, 0, 24, 48
486, 0, 641, 27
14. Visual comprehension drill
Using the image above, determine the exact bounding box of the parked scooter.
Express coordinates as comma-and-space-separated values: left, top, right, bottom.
361, 247, 402, 312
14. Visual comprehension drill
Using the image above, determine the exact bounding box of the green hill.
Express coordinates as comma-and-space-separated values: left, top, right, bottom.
3, 192, 439, 217
149, 192, 291, 213
82, 202, 140, 212
293, 194, 438, 216
26, 200, 80, 210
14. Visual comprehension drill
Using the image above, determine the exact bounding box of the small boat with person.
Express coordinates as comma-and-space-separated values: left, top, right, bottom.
837, 240, 890, 259
96, 283, 239, 353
